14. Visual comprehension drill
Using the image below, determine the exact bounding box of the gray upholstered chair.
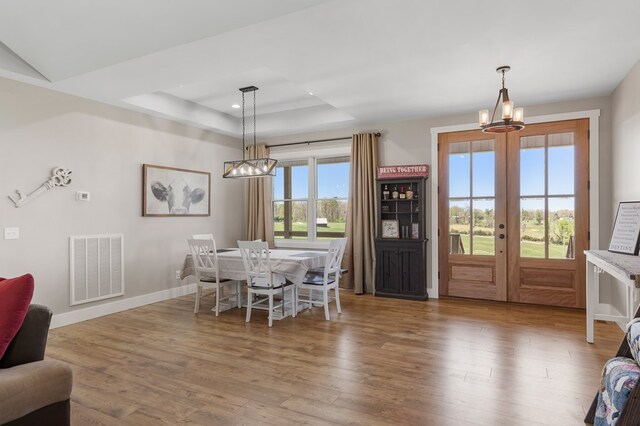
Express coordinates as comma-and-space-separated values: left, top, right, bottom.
0, 305, 72, 425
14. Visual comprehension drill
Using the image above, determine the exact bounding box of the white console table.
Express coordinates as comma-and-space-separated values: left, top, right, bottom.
586, 250, 640, 343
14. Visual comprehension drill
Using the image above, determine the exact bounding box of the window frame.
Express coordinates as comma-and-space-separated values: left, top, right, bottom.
270, 143, 351, 249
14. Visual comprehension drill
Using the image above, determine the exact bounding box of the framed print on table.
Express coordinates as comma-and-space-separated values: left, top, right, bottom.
381, 219, 400, 239
142, 164, 210, 217
608, 201, 640, 255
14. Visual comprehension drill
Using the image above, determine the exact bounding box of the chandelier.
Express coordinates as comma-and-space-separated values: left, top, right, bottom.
479, 66, 525, 133
223, 86, 277, 178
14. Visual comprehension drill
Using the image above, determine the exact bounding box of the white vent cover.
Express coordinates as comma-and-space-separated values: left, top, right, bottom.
70, 234, 124, 306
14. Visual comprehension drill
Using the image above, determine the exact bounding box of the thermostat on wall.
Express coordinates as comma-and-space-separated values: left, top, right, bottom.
76, 191, 90, 201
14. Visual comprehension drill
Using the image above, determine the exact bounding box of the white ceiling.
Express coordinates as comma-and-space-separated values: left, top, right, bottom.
0, 0, 639, 137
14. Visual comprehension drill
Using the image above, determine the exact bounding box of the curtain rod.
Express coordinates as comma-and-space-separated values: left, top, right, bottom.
245, 132, 382, 150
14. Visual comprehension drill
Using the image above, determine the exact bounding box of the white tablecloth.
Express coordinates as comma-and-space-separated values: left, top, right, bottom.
182, 249, 327, 285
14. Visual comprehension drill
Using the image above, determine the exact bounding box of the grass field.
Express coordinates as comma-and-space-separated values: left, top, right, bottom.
274, 222, 345, 239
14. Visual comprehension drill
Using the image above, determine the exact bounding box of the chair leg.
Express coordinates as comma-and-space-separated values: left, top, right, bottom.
323, 288, 330, 321
268, 293, 274, 327
309, 288, 313, 308
215, 284, 221, 317
246, 290, 252, 323
237, 282, 242, 308
194, 285, 202, 314
335, 286, 342, 314
292, 287, 297, 318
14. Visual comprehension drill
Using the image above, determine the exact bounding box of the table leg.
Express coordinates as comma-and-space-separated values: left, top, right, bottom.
586, 260, 596, 343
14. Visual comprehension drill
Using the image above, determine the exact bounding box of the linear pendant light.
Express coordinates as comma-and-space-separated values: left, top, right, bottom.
478, 66, 525, 133
223, 86, 277, 178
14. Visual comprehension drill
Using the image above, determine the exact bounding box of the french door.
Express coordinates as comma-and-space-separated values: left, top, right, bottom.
438, 119, 589, 308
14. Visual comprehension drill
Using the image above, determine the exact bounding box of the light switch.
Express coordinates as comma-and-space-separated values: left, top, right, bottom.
76, 191, 90, 201
4, 227, 19, 240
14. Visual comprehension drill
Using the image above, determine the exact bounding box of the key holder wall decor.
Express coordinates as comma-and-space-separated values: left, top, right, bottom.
8, 167, 73, 208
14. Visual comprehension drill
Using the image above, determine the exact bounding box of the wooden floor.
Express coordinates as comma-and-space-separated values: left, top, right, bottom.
47, 291, 622, 425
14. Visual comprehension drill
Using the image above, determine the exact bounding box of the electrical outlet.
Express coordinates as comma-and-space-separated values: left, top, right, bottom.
176, 270, 182, 280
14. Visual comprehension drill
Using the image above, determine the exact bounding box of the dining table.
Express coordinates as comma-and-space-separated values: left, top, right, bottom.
181, 248, 328, 319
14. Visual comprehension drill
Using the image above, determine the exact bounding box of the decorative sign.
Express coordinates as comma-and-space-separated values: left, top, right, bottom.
377, 164, 429, 179
609, 201, 640, 255
381, 220, 399, 239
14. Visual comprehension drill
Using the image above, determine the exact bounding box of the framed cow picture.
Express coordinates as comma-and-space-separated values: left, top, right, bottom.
142, 164, 210, 217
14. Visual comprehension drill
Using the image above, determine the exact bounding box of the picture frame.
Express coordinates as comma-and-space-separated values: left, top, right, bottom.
381, 219, 400, 239
608, 201, 640, 255
411, 223, 420, 239
142, 164, 211, 217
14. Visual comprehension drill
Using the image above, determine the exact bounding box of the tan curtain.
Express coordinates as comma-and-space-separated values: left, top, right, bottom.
245, 144, 275, 246
343, 133, 378, 294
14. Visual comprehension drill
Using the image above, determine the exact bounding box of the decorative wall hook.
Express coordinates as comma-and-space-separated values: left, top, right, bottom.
8, 167, 73, 208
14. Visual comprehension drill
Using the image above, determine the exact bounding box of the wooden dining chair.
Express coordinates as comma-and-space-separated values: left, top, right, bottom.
300, 238, 347, 320
187, 238, 241, 316
237, 240, 297, 327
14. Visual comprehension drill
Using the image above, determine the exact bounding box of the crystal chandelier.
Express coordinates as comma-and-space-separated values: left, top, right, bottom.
478, 66, 525, 133
223, 86, 277, 178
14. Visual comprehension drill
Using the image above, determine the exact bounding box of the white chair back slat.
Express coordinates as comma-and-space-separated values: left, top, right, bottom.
238, 240, 274, 288
324, 238, 347, 280
188, 238, 219, 278
192, 233, 214, 240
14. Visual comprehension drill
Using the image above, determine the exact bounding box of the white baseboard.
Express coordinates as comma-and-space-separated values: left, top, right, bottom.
50, 283, 197, 329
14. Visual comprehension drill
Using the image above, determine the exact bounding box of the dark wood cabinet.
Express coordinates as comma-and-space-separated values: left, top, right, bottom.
375, 178, 428, 300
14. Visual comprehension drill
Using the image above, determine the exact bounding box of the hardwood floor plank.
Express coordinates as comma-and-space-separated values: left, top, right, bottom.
48, 291, 622, 425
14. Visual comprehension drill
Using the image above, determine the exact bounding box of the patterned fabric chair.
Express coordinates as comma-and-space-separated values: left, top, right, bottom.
587, 313, 640, 425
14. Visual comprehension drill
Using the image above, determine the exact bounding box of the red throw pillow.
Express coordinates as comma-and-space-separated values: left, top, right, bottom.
0, 274, 35, 359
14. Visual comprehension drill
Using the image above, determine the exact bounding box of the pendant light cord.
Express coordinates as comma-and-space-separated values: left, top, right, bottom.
242, 90, 246, 161
253, 89, 257, 150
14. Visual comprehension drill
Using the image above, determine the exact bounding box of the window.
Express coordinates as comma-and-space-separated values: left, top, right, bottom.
273, 156, 350, 241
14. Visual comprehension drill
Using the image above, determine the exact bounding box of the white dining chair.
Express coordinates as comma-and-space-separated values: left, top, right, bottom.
237, 240, 297, 327
300, 238, 347, 320
192, 233, 214, 240
188, 238, 242, 316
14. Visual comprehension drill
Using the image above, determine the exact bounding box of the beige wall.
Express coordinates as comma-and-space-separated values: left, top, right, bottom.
610, 59, 640, 312
0, 77, 244, 315
264, 96, 612, 296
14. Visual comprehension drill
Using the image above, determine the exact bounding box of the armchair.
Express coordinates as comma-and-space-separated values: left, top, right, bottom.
0, 305, 72, 425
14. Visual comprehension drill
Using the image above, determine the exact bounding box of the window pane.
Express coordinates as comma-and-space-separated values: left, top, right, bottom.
317, 157, 350, 198
273, 201, 284, 236
449, 199, 470, 255
472, 140, 495, 197
520, 135, 545, 196
273, 200, 308, 239
273, 167, 285, 200
472, 199, 495, 255
291, 165, 309, 199
548, 197, 575, 259
316, 199, 347, 239
548, 133, 575, 195
449, 142, 470, 198
520, 198, 545, 258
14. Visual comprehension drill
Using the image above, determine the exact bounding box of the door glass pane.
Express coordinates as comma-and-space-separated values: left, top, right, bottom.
520, 135, 545, 196
520, 198, 545, 258
472, 198, 495, 255
449, 199, 470, 255
472, 140, 495, 197
449, 142, 470, 198
548, 133, 575, 195
548, 197, 575, 259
